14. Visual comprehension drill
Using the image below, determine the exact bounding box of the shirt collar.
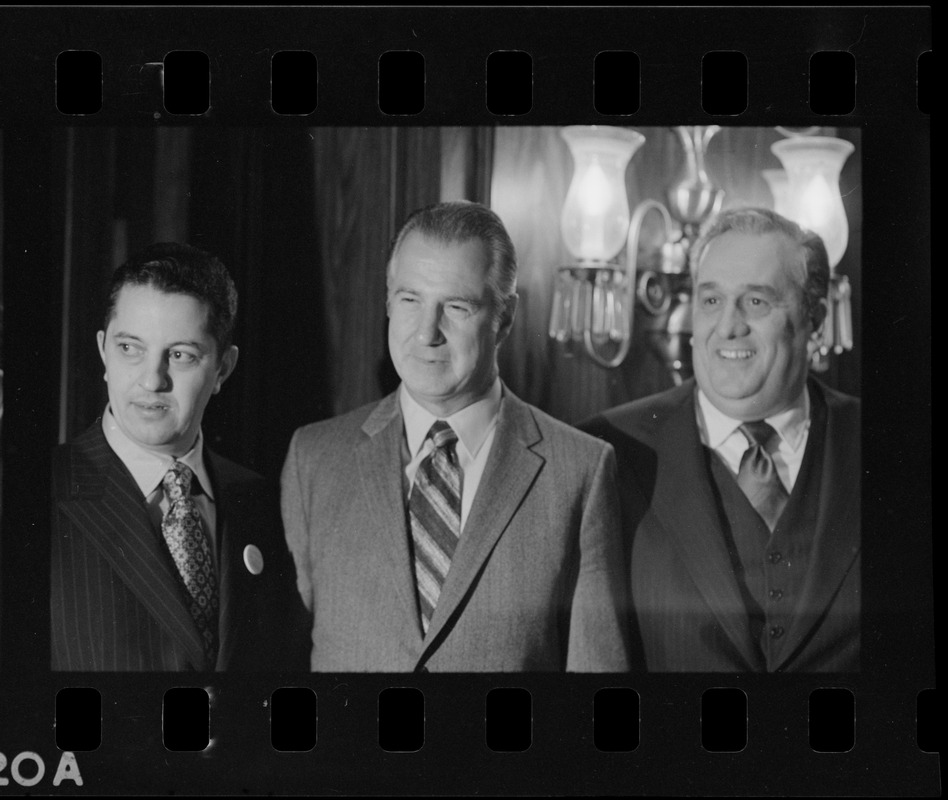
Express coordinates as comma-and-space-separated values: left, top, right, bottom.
101, 406, 214, 500
399, 379, 503, 461
696, 386, 811, 452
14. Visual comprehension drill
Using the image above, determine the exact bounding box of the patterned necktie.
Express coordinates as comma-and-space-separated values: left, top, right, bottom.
737, 421, 789, 532
408, 421, 462, 635
161, 461, 219, 667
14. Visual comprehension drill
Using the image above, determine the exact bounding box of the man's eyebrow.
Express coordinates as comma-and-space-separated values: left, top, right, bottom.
444, 294, 482, 305
110, 332, 208, 351
696, 281, 780, 297
696, 281, 722, 293
743, 283, 780, 298
168, 340, 207, 351
110, 330, 143, 341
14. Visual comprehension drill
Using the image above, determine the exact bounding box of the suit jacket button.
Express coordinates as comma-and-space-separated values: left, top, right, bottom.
769, 588, 783, 600
770, 625, 785, 639
768, 551, 783, 565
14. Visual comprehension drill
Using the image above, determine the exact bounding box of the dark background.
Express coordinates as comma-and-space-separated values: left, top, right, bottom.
0, 6, 933, 796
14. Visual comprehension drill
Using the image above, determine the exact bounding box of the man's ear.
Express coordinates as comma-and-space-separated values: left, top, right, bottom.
213, 345, 239, 395
495, 293, 519, 346
807, 297, 829, 355
96, 330, 107, 378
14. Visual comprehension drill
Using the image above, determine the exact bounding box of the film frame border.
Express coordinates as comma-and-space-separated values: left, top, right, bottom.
0, 5, 935, 796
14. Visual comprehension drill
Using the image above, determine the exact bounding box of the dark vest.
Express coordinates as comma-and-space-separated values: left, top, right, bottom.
707, 389, 828, 672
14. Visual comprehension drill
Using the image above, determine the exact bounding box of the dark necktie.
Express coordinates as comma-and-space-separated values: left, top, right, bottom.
161, 461, 219, 667
408, 421, 462, 635
737, 421, 789, 532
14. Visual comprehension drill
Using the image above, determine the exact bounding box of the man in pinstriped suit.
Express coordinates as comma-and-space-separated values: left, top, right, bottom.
282, 202, 631, 671
51, 243, 308, 671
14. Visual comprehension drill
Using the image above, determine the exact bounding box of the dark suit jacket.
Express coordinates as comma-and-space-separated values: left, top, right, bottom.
281, 385, 631, 672
51, 423, 310, 671
581, 377, 860, 672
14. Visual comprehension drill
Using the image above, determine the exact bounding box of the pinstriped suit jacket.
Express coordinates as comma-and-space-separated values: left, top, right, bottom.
281, 385, 632, 672
51, 423, 310, 672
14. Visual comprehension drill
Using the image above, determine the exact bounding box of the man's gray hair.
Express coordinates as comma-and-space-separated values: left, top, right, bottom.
387, 200, 518, 318
691, 206, 830, 329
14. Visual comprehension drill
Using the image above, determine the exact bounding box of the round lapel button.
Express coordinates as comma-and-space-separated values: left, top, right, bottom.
243, 544, 264, 575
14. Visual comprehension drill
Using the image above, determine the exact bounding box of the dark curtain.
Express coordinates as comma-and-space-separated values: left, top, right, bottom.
187, 128, 332, 480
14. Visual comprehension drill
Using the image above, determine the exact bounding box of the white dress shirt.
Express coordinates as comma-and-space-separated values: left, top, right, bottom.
399, 379, 502, 533
695, 388, 811, 492
101, 407, 218, 561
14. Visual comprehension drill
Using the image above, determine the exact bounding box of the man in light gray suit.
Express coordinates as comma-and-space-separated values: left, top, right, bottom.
281, 201, 630, 672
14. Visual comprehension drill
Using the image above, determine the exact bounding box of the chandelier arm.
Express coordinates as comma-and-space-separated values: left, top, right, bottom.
583, 325, 631, 368
582, 200, 675, 369
628, 200, 674, 306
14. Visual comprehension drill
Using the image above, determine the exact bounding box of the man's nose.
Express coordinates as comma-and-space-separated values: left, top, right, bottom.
415, 304, 446, 345
715, 299, 750, 338
138, 355, 171, 392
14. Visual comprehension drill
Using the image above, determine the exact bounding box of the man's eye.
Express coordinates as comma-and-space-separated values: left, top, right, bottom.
171, 350, 197, 363
118, 343, 140, 355
700, 295, 719, 307
744, 296, 771, 313
446, 303, 472, 315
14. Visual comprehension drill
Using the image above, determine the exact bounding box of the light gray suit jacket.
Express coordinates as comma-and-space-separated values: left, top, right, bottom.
281, 385, 631, 672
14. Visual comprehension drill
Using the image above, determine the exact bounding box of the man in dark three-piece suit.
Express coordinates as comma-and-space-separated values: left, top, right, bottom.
282, 201, 631, 671
51, 244, 308, 671
583, 208, 860, 672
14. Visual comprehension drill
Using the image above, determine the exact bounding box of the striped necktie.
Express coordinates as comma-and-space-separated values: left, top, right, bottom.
161, 461, 219, 667
737, 421, 789, 532
409, 421, 462, 635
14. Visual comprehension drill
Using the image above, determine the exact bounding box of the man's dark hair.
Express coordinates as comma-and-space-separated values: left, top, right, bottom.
104, 243, 238, 357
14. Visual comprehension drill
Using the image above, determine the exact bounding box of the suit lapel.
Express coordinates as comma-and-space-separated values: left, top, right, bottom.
356, 393, 426, 649
420, 389, 544, 659
648, 388, 761, 670
776, 382, 861, 667
62, 429, 205, 669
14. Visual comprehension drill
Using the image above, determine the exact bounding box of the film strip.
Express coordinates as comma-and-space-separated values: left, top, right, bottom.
0, 6, 935, 796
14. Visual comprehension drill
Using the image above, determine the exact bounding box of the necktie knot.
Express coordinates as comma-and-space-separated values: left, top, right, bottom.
428, 420, 458, 452
736, 421, 788, 532
740, 420, 779, 450
163, 461, 193, 501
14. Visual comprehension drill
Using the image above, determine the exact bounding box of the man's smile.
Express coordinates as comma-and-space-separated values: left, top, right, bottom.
716, 348, 756, 360
129, 400, 172, 415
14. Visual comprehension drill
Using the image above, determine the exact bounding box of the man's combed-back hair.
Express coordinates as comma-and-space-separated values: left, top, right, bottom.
691, 206, 830, 329
104, 242, 239, 356
387, 200, 518, 316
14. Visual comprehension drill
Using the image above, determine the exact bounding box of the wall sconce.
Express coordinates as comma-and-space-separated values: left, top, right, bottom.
768, 132, 855, 370
549, 125, 724, 381
548, 126, 646, 368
